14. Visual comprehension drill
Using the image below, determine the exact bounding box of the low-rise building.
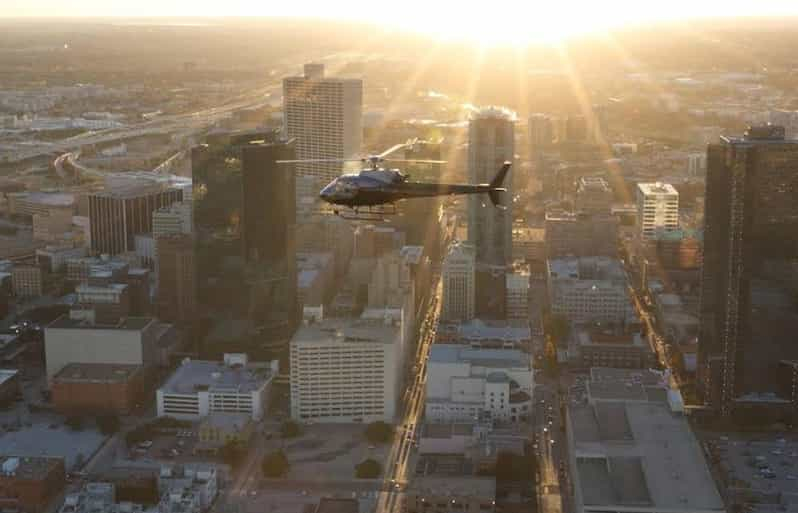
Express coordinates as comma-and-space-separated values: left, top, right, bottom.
158, 464, 217, 512
545, 209, 618, 258
425, 345, 533, 424
44, 314, 162, 383
0, 370, 20, 406
290, 316, 405, 423
406, 453, 496, 513
566, 368, 723, 513
157, 354, 276, 421
575, 176, 613, 215
0, 455, 66, 513
568, 328, 653, 369
36, 246, 87, 274
197, 413, 254, 452
547, 257, 634, 324
436, 319, 531, 350
51, 363, 149, 416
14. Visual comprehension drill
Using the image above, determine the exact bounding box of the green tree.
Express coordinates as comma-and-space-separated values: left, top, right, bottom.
544, 314, 570, 345
65, 416, 83, 431
280, 420, 301, 439
355, 458, 381, 479
261, 450, 289, 478
219, 440, 245, 468
364, 421, 393, 444
97, 415, 120, 435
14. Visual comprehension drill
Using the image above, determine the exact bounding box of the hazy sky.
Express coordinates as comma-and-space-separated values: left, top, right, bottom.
6, 0, 798, 43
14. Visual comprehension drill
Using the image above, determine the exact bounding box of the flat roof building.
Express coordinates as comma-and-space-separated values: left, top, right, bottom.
0, 455, 66, 513
51, 363, 149, 416
290, 316, 405, 423
566, 369, 723, 513
425, 345, 533, 424
157, 354, 276, 421
547, 257, 634, 324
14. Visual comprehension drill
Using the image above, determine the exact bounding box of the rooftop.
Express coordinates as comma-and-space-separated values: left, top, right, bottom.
47, 315, 155, 331
410, 454, 496, 498
441, 318, 530, 342
429, 344, 527, 369
0, 369, 17, 386
315, 498, 359, 513
0, 455, 63, 480
469, 105, 517, 122
637, 182, 678, 196
547, 256, 626, 282
291, 318, 401, 347
160, 359, 274, 395
53, 363, 143, 384
570, 401, 723, 513
12, 192, 75, 207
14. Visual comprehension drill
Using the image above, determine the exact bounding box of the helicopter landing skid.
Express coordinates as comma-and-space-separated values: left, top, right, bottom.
335, 204, 397, 221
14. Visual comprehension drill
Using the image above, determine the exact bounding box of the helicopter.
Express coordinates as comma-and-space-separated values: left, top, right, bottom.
278, 141, 512, 220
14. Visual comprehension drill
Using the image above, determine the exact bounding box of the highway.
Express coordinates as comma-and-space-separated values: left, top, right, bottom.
6, 83, 281, 164
377, 276, 442, 513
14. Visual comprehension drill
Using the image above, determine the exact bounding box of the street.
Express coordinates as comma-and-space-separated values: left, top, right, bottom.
377, 276, 442, 513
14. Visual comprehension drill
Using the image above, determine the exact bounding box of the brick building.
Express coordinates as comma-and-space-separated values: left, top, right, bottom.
0, 456, 65, 513
51, 363, 149, 415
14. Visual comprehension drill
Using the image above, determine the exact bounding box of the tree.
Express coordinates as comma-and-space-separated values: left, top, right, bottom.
97, 415, 120, 435
355, 459, 381, 479
261, 450, 289, 478
544, 314, 570, 345
280, 420, 301, 439
364, 421, 393, 444
219, 440, 245, 468
65, 416, 83, 431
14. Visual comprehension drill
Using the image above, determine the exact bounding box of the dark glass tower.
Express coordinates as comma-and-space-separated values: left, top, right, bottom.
192, 130, 298, 352
698, 125, 798, 416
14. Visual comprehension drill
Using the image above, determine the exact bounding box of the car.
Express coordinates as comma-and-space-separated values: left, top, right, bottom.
368, 445, 376, 450
249, 490, 257, 497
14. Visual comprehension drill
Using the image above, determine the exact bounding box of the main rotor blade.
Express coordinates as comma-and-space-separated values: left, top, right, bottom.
383, 159, 447, 165
276, 158, 362, 164
377, 143, 410, 159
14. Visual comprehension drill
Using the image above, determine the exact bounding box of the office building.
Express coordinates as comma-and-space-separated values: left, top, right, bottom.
475, 264, 506, 320
636, 182, 679, 240
567, 328, 654, 369
442, 242, 475, 322
36, 246, 87, 274
75, 282, 131, 324
283, 63, 363, 183
687, 153, 706, 176
156, 235, 196, 325
528, 113, 554, 150
566, 369, 723, 513
505, 270, 530, 321
547, 257, 634, 324
152, 202, 192, 237
512, 227, 545, 262
699, 125, 798, 416
51, 363, 149, 416
11, 263, 43, 298
405, 453, 496, 513
89, 183, 182, 255
545, 209, 618, 258
467, 106, 514, 267
575, 176, 613, 215
192, 130, 298, 345
290, 316, 405, 423
6, 192, 74, 219
157, 354, 276, 421
0, 456, 66, 513
44, 315, 160, 383
425, 344, 533, 424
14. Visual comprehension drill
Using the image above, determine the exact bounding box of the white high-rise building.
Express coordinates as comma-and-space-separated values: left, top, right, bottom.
283, 63, 363, 183
636, 182, 679, 240
442, 242, 476, 322
687, 153, 706, 176
289, 316, 405, 423
467, 106, 514, 267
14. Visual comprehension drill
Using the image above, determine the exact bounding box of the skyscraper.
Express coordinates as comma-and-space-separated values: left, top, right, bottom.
156, 234, 195, 326
192, 130, 298, 349
698, 125, 798, 416
283, 63, 363, 183
89, 183, 182, 255
442, 242, 476, 322
467, 107, 515, 268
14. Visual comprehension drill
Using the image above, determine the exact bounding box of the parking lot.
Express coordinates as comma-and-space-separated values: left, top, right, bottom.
281, 424, 390, 481
709, 434, 798, 502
